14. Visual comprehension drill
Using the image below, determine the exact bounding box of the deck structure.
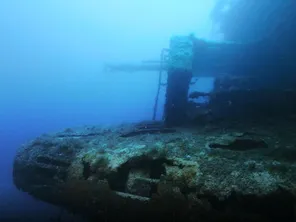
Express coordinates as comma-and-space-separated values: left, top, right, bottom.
106, 35, 296, 126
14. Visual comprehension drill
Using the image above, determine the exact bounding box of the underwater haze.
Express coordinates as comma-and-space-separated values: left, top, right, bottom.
0, 0, 216, 220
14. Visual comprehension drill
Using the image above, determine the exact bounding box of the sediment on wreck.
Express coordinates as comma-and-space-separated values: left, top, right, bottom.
12, 122, 296, 221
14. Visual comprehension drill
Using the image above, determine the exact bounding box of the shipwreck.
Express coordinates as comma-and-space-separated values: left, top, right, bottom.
13, 34, 296, 222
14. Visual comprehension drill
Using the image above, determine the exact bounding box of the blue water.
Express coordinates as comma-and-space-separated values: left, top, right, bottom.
0, 0, 217, 220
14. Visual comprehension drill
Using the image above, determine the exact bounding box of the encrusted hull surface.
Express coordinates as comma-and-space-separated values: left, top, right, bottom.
13, 121, 296, 221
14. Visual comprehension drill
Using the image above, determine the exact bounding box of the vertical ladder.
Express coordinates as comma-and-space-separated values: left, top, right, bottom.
152, 48, 169, 121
